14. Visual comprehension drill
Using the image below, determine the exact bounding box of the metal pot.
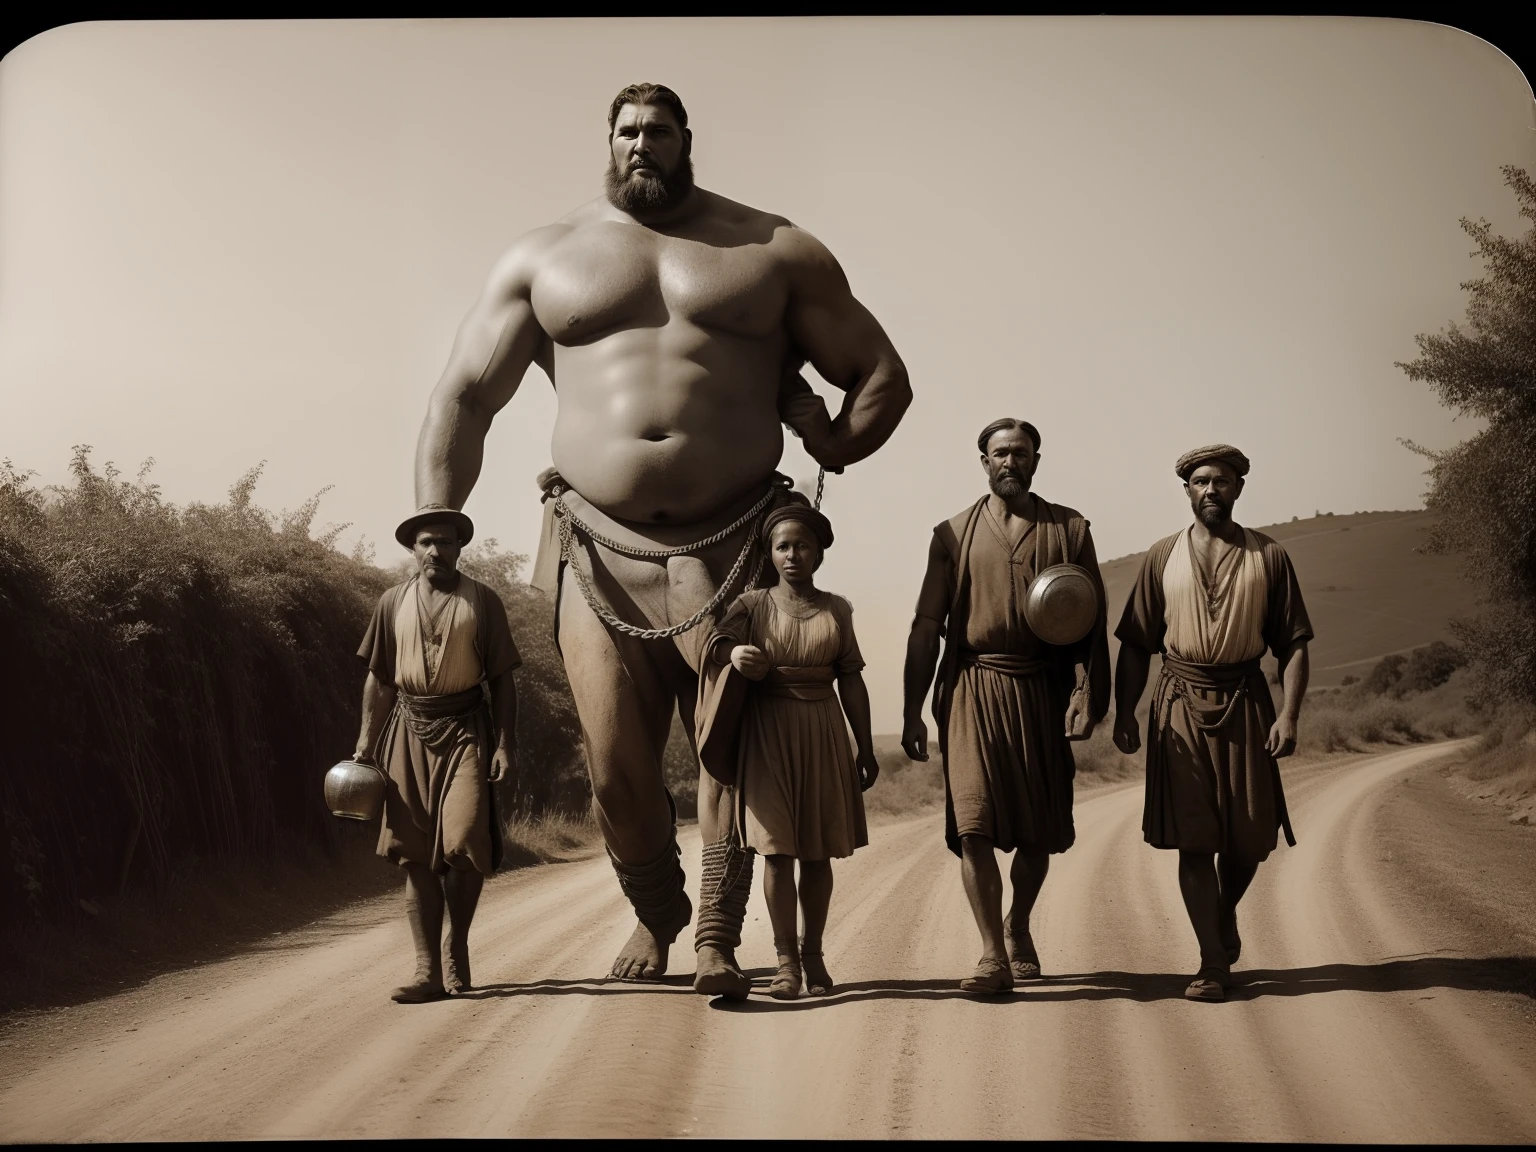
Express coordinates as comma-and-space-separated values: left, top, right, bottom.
324, 759, 387, 822
1023, 563, 1099, 647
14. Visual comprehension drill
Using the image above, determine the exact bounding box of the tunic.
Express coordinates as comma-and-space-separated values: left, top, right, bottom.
358, 574, 521, 874
702, 589, 868, 860
1115, 525, 1314, 861
915, 493, 1112, 857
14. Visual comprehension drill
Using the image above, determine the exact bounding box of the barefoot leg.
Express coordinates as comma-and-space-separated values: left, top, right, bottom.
559, 571, 687, 981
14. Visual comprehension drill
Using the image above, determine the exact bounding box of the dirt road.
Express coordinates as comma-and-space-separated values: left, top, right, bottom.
4, 741, 1535, 1142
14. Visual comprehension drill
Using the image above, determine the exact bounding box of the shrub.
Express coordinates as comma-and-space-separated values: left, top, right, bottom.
0, 450, 583, 928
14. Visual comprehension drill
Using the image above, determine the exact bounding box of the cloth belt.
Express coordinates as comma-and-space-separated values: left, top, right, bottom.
1155, 654, 1295, 848
959, 652, 1053, 678
397, 686, 487, 747
759, 666, 837, 701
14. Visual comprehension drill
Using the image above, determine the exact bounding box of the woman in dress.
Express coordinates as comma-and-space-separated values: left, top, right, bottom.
704, 502, 880, 999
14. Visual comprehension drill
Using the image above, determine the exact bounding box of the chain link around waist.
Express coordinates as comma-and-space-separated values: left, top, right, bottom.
551, 469, 824, 641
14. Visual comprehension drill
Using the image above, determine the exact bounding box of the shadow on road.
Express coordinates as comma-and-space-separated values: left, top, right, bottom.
446, 954, 1536, 1008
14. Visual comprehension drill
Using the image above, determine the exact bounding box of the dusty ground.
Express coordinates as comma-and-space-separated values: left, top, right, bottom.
2, 741, 1533, 1142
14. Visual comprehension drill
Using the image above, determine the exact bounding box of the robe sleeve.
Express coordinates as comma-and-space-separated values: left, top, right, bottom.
1115, 538, 1172, 655
707, 593, 757, 665
478, 584, 523, 680
913, 530, 954, 627
357, 584, 401, 688
1260, 538, 1315, 657
832, 595, 866, 676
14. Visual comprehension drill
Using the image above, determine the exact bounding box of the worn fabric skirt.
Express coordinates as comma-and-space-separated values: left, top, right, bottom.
376, 688, 501, 874
738, 690, 867, 861
945, 661, 1076, 855
1142, 656, 1293, 862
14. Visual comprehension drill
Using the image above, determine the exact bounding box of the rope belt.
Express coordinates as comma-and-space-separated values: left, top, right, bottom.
550, 467, 827, 641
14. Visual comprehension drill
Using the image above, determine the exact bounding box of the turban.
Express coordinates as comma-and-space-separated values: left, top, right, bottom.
1175, 444, 1250, 481
760, 500, 834, 552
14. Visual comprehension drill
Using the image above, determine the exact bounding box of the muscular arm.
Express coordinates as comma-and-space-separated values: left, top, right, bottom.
782, 230, 911, 470
414, 233, 559, 508
354, 671, 398, 764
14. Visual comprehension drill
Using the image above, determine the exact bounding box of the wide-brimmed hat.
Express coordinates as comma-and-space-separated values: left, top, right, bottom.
395, 503, 474, 549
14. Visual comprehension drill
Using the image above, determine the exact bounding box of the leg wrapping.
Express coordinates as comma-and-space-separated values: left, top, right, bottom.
609, 834, 690, 941
694, 837, 754, 952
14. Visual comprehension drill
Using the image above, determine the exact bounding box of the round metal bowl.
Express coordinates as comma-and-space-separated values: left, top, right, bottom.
1023, 563, 1099, 647
324, 759, 387, 822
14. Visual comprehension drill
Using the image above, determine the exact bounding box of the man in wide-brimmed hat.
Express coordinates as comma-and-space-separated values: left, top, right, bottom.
1112, 445, 1314, 1002
902, 418, 1110, 995
353, 504, 522, 1003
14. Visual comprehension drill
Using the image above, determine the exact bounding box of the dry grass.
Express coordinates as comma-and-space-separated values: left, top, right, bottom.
500, 811, 604, 868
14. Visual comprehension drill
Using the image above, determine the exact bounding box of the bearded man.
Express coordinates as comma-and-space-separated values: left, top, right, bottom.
354, 505, 521, 1003
412, 83, 910, 999
1112, 445, 1313, 1002
903, 419, 1110, 994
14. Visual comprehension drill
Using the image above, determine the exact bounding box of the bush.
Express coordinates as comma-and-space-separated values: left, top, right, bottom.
0, 449, 583, 928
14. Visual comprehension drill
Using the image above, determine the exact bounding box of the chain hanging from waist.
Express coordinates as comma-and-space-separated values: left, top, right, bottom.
1157, 655, 1264, 735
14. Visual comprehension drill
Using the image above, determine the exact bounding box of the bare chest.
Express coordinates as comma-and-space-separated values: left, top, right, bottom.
532, 224, 788, 345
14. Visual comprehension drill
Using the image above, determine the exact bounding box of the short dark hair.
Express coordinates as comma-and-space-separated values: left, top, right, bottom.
977, 418, 1041, 456
608, 83, 689, 136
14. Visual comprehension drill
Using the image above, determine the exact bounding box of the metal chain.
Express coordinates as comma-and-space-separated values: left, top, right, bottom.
553, 466, 827, 641
558, 503, 766, 640
551, 483, 777, 560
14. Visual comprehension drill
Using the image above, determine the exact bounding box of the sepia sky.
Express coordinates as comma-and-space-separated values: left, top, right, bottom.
2, 17, 1533, 731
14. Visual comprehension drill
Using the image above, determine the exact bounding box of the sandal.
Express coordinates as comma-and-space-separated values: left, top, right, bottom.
801, 946, 834, 997
1184, 967, 1229, 1002
769, 958, 803, 1000
959, 957, 1015, 995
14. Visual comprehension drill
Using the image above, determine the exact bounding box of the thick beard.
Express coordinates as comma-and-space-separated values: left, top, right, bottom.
989, 471, 1030, 499
1197, 501, 1231, 528
605, 153, 695, 214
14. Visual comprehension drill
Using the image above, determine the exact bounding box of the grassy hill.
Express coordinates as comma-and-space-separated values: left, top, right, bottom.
1098, 509, 1479, 688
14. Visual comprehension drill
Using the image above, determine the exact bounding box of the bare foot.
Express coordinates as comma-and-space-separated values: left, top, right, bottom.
609, 920, 672, 982
1184, 970, 1228, 1002
802, 950, 834, 996
693, 944, 751, 1000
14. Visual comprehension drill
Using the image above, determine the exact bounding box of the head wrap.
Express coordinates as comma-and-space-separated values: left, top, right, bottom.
760, 500, 834, 552
1175, 444, 1250, 481
395, 503, 474, 549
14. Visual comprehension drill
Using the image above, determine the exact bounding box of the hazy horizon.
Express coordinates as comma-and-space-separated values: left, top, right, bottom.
3, 16, 1533, 729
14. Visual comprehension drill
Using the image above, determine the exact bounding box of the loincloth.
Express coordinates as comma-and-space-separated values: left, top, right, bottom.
531, 467, 800, 673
